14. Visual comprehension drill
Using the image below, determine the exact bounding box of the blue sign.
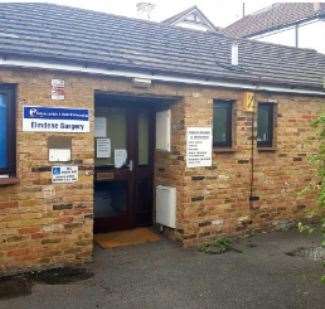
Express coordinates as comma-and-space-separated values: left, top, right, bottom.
23, 106, 90, 133
24, 106, 89, 120
52, 167, 61, 176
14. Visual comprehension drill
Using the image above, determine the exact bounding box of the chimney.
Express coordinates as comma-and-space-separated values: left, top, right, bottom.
136, 2, 156, 20
231, 42, 239, 66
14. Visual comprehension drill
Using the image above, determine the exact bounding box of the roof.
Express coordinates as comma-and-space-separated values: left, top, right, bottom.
162, 6, 218, 32
224, 2, 325, 38
0, 2, 324, 92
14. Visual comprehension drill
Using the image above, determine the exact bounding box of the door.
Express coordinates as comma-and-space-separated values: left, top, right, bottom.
94, 103, 154, 233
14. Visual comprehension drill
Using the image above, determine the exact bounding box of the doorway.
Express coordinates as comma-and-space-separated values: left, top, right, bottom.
94, 94, 156, 233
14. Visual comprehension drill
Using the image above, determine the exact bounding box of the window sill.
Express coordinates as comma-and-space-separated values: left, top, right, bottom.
257, 147, 277, 152
213, 147, 236, 153
0, 177, 19, 186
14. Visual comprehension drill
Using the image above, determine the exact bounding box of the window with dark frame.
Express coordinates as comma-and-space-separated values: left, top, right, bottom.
0, 85, 16, 177
257, 103, 274, 148
213, 101, 233, 148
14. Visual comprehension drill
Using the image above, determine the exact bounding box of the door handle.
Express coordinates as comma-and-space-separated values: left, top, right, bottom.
128, 159, 134, 172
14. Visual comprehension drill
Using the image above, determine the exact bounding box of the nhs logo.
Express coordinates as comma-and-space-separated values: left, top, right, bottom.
23, 106, 90, 133
28, 107, 38, 117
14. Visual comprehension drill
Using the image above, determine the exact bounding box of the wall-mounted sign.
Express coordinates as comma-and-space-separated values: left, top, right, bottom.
51, 165, 78, 184
23, 106, 90, 133
242, 92, 256, 112
186, 127, 212, 168
51, 79, 65, 100
96, 138, 111, 159
49, 148, 71, 162
96, 171, 114, 181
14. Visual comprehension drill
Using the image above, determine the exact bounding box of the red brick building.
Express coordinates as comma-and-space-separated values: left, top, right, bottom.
0, 3, 324, 275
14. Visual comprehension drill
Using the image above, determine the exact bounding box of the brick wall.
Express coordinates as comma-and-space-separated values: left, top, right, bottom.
180, 90, 324, 246
0, 67, 323, 273
0, 69, 95, 275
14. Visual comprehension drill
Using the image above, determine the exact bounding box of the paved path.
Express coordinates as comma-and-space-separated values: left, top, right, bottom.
0, 230, 324, 309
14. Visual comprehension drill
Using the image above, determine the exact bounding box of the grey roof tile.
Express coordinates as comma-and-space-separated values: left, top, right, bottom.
0, 2, 324, 91
224, 2, 325, 38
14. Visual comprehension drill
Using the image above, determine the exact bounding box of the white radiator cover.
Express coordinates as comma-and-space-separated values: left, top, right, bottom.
156, 185, 176, 228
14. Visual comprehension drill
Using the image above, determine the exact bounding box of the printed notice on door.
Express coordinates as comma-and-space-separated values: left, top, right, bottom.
96, 138, 111, 159
186, 127, 212, 168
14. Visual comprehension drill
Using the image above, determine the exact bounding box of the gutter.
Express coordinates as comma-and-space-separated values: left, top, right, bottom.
0, 58, 325, 97
245, 15, 325, 40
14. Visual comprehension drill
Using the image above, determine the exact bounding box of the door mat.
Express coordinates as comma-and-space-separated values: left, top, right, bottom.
94, 227, 160, 249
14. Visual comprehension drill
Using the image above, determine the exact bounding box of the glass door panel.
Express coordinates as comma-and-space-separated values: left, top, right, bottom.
0, 94, 8, 169
138, 111, 149, 166
94, 181, 128, 218
95, 107, 127, 168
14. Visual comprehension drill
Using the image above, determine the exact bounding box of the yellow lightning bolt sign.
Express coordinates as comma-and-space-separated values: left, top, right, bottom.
243, 92, 256, 112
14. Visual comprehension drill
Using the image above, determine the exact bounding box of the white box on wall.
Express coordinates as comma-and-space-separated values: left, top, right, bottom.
49, 148, 71, 162
156, 109, 171, 152
156, 185, 176, 228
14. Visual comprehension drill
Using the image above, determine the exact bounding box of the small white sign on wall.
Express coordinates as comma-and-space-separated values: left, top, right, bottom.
52, 166, 78, 184
49, 148, 71, 162
51, 79, 65, 100
186, 127, 212, 168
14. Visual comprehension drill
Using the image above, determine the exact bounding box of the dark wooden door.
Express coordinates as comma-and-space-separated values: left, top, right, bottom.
94, 104, 154, 233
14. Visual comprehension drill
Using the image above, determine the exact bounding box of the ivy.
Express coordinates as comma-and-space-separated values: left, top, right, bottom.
299, 115, 325, 283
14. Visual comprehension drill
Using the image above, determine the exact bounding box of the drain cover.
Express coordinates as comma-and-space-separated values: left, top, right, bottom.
32, 267, 94, 285
286, 246, 325, 261
0, 275, 32, 300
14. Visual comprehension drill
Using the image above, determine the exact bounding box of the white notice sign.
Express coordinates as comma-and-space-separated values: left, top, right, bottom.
186, 127, 212, 168
51, 79, 65, 100
95, 117, 107, 137
49, 148, 71, 162
97, 138, 111, 159
114, 149, 127, 168
52, 166, 78, 184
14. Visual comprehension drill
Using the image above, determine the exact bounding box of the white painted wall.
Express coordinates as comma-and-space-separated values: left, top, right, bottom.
174, 21, 209, 31
251, 18, 325, 54
254, 26, 296, 47
299, 19, 325, 54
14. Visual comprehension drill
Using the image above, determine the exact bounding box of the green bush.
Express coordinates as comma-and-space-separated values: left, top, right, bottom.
299, 115, 325, 283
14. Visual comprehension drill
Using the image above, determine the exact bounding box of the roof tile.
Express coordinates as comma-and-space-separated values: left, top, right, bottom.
224, 2, 325, 38
0, 3, 324, 91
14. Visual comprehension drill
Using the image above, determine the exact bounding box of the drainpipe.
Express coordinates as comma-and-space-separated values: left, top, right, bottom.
249, 101, 259, 208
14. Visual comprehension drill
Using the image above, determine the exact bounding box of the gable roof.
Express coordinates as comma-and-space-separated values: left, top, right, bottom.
0, 2, 324, 94
162, 6, 218, 32
224, 2, 325, 38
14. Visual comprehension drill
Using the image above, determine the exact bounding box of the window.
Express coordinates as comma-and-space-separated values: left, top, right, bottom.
213, 101, 233, 148
257, 103, 274, 147
0, 85, 16, 176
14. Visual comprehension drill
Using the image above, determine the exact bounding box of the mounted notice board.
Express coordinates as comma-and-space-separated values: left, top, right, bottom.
186, 127, 212, 168
242, 92, 256, 112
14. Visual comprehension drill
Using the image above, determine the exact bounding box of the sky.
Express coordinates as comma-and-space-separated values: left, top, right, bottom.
0, 0, 316, 27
